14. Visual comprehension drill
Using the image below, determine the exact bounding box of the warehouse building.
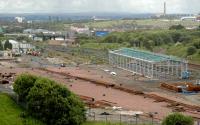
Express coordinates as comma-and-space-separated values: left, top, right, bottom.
109, 48, 188, 80
95, 31, 109, 37
2, 40, 35, 54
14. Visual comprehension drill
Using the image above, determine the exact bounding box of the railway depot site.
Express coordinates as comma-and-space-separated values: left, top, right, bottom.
0, 45, 200, 124
1, 0, 200, 125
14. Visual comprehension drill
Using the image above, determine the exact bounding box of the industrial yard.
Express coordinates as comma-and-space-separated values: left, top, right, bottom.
0, 0, 200, 125
0, 46, 200, 124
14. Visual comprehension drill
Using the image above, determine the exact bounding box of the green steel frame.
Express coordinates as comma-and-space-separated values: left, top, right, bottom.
109, 48, 188, 79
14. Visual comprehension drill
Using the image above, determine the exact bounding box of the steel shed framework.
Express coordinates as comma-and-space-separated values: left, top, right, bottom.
109, 48, 188, 79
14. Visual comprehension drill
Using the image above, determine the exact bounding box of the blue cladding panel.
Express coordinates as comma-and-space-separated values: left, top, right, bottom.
95, 31, 109, 37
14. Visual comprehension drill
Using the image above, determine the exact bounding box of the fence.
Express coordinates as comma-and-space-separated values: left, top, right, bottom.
47, 45, 109, 64
86, 109, 161, 125
1, 91, 200, 125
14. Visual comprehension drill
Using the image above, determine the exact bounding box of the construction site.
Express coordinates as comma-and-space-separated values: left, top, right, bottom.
0, 46, 200, 124
109, 48, 189, 80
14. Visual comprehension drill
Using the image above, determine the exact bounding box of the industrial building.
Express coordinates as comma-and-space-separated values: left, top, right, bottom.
95, 31, 109, 37
109, 48, 188, 79
2, 40, 35, 54
181, 16, 197, 21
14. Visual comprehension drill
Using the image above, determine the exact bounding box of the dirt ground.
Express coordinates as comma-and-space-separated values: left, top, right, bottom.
0, 62, 200, 121
0, 55, 200, 121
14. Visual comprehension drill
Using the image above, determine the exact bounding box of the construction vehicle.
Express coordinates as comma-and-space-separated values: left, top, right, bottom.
26, 49, 41, 56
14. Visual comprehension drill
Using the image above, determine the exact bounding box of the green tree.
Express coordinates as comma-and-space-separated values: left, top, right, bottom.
4, 40, 12, 50
143, 40, 153, 51
187, 46, 197, 55
16, 36, 33, 43
193, 40, 200, 49
26, 77, 86, 125
169, 24, 185, 30
170, 32, 182, 43
0, 42, 3, 50
162, 113, 194, 125
198, 25, 200, 30
13, 74, 38, 101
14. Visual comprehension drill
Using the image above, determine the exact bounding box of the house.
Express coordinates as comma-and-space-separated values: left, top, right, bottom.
71, 26, 90, 35
181, 16, 196, 21
15, 17, 25, 23
23, 29, 49, 34
3, 40, 19, 53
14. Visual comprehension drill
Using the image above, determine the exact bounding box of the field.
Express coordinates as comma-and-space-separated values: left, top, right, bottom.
0, 93, 44, 125
83, 19, 200, 29
81, 43, 124, 50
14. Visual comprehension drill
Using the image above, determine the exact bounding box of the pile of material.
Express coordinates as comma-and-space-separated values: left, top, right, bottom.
79, 95, 117, 108
187, 84, 200, 91
0, 72, 16, 84
161, 82, 200, 92
160, 82, 182, 92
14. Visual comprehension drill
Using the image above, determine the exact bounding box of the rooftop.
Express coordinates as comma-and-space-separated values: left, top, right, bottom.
111, 48, 183, 62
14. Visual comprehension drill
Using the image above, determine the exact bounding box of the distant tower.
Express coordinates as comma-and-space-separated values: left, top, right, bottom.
164, 2, 166, 16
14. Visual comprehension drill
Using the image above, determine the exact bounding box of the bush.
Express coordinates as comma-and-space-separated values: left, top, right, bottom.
0, 42, 3, 50
193, 40, 200, 49
169, 25, 185, 30
23, 77, 86, 125
13, 74, 38, 101
162, 113, 194, 125
187, 46, 197, 55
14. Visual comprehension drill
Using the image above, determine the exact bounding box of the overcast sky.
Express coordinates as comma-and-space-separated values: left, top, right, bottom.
0, 0, 199, 14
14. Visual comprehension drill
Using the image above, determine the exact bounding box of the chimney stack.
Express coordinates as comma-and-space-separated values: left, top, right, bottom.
164, 2, 166, 16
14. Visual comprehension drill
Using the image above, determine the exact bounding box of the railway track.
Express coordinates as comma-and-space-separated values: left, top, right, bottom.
189, 63, 200, 70
36, 68, 200, 119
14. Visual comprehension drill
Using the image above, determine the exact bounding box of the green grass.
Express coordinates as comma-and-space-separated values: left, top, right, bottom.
83, 19, 200, 29
165, 44, 188, 58
81, 43, 127, 50
187, 51, 200, 64
0, 93, 150, 125
0, 93, 44, 125
83, 121, 123, 125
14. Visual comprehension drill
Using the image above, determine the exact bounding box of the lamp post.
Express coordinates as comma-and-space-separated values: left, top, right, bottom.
149, 112, 158, 125
100, 112, 111, 125
134, 113, 140, 125
120, 113, 122, 125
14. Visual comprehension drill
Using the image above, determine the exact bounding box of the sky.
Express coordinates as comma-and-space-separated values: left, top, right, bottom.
0, 0, 199, 14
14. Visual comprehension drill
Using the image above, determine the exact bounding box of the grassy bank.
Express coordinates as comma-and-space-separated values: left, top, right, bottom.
0, 93, 44, 125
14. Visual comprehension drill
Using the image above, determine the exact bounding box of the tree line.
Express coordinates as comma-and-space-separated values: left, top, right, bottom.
78, 25, 200, 57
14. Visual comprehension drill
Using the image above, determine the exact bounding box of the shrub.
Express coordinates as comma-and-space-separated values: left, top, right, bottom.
187, 46, 197, 55
193, 40, 200, 49
0, 42, 3, 50
13, 74, 38, 101
26, 77, 86, 125
162, 113, 194, 125
169, 25, 185, 30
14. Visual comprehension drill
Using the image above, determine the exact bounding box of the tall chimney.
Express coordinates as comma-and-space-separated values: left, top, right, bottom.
164, 2, 166, 16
